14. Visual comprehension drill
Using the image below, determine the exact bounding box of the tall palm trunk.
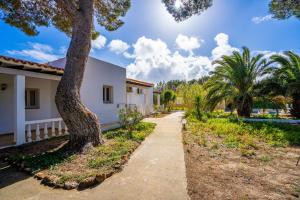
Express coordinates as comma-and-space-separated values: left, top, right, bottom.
55, 0, 103, 150
291, 94, 300, 118
237, 96, 253, 117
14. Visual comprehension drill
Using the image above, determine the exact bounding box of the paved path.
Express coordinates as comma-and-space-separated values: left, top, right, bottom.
0, 112, 188, 200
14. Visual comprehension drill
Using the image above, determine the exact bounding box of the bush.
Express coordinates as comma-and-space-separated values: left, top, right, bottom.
161, 90, 176, 111
118, 107, 143, 131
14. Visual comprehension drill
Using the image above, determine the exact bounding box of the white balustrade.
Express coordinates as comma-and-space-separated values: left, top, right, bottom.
64, 124, 69, 135
27, 124, 32, 142
36, 124, 41, 141
25, 118, 64, 143
52, 121, 55, 136
44, 123, 48, 139
58, 121, 62, 135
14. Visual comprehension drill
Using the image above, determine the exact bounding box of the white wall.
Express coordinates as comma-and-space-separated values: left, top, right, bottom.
49, 57, 127, 124
126, 84, 154, 115
0, 73, 60, 135
25, 77, 60, 121
0, 74, 14, 134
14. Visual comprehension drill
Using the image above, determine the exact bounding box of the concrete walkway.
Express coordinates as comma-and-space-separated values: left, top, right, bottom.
0, 112, 189, 200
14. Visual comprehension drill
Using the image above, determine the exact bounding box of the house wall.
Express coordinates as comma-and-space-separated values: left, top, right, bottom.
1, 56, 150, 136
0, 74, 14, 134
25, 77, 60, 121
0, 73, 60, 135
49, 57, 127, 124
126, 84, 154, 115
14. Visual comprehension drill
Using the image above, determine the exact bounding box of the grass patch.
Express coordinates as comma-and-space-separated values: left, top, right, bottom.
7, 122, 156, 185
186, 117, 300, 150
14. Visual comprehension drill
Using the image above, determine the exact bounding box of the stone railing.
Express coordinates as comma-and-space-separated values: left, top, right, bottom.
25, 118, 68, 143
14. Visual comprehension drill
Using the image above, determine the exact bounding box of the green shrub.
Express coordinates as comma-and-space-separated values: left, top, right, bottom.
118, 107, 143, 131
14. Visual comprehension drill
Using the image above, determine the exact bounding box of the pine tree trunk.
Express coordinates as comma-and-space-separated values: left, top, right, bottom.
55, 0, 103, 150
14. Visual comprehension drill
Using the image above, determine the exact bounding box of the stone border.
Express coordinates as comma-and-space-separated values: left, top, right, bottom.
4, 146, 137, 190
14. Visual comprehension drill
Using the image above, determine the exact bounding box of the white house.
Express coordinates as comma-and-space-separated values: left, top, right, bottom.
0, 55, 155, 148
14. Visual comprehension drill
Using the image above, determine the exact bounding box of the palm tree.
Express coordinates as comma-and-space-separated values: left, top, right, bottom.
271, 51, 300, 118
205, 47, 271, 117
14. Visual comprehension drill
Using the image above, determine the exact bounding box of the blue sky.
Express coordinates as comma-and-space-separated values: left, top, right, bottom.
1, 0, 300, 82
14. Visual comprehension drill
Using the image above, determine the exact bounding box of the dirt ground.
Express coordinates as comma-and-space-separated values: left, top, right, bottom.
0, 136, 68, 159
184, 135, 300, 200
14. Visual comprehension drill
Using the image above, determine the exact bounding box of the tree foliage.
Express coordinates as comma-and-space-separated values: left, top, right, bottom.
176, 83, 206, 111
270, 51, 300, 118
162, 89, 176, 111
0, 0, 131, 36
155, 76, 209, 92
162, 0, 213, 21
269, 0, 300, 20
205, 47, 271, 117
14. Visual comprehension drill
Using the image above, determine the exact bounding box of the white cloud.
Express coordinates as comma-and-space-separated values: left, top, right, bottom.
252, 15, 273, 24
108, 39, 130, 54
58, 46, 67, 54
126, 36, 213, 83
252, 50, 284, 60
211, 33, 239, 60
175, 34, 202, 54
30, 43, 53, 52
125, 33, 243, 83
7, 43, 61, 62
92, 35, 107, 50
123, 52, 135, 59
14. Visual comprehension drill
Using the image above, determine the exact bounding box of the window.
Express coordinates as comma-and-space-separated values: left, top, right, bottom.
103, 85, 113, 104
25, 89, 39, 109
127, 86, 133, 93
137, 88, 143, 94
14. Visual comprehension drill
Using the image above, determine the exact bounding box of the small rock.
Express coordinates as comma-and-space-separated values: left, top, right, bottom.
64, 181, 78, 190
35, 172, 46, 180
41, 176, 52, 185
41, 175, 59, 187
113, 164, 121, 169
78, 177, 96, 189
105, 171, 114, 178
95, 174, 106, 183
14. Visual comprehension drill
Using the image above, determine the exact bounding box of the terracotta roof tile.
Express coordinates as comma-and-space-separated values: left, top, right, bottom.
126, 78, 154, 87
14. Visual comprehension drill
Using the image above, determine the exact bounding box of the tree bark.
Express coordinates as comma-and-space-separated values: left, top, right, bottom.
291, 94, 300, 118
237, 96, 252, 118
55, 0, 103, 150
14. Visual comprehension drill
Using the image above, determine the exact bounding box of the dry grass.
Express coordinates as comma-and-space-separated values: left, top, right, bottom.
184, 118, 300, 200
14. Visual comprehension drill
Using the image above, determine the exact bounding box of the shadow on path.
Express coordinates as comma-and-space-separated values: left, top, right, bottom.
0, 162, 30, 189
